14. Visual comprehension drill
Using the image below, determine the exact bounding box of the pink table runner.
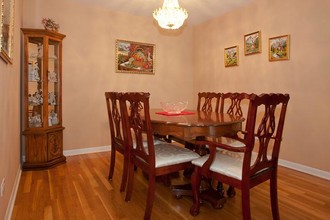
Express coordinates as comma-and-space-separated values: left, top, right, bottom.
155, 111, 195, 116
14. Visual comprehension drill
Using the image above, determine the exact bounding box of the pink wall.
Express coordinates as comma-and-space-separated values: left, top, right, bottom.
193, 0, 330, 172
22, 0, 194, 150
0, 0, 22, 218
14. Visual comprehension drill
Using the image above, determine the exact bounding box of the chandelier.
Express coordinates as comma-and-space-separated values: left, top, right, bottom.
153, 0, 188, 30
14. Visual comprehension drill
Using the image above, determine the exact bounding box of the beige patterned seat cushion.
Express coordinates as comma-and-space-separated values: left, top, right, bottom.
192, 148, 257, 181
154, 143, 200, 168
132, 137, 163, 149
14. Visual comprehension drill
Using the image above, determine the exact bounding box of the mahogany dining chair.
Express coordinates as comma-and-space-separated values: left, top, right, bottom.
197, 92, 222, 113
190, 93, 290, 220
170, 92, 222, 146
105, 92, 128, 192
219, 92, 253, 196
119, 92, 200, 220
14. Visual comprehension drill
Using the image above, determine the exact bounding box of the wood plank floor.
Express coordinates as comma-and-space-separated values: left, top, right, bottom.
12, 151, 330, 220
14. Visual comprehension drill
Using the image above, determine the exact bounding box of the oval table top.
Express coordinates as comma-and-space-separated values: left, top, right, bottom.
149, 109, 244, 139
150, 109, 244, 127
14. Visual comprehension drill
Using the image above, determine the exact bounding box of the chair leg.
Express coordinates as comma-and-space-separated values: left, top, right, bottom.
125, 161, 135, 202
227, 185, 236, 198
144, 174, 156, 220
241, 186, 251, 220
270, 172, 280, 220
120, 152, 129, 192
190, 167, 202, 216
108, 148, 116, 180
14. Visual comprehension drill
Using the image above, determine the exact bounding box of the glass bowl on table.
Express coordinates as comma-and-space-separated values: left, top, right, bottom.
160, 101, 188, 114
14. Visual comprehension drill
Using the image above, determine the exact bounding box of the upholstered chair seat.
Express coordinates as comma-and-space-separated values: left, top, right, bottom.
192, 146, 257, 180
154, 143, 200, 168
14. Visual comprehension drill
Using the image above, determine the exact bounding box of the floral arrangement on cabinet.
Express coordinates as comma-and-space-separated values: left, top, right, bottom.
42, 18, 60, 32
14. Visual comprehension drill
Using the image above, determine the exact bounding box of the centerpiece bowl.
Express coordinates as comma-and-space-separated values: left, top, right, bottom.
160, 101, 188, 114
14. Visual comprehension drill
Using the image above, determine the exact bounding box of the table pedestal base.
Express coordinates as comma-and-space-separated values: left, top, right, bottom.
172, 183, 193, 199
200, 188, 226, 209
172, 181, 227, 209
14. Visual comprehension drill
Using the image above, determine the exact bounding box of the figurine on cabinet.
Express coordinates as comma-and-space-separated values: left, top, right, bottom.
49, 110, 59, 125
28, 62, 40, 81
29, 114, 42, 127
37, 43, 43, 58
48, 71, 57, 82
28, 90, 43, 105
48, 92, 56, 105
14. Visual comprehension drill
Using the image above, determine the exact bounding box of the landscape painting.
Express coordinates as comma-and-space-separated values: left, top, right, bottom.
269, 35, 290, 61
116, 40, 155, 74
224, 46, 238, 67
244, 31, 261, 55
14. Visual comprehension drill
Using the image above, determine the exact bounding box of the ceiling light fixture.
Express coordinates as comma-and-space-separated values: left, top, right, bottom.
153, 0, 188, 30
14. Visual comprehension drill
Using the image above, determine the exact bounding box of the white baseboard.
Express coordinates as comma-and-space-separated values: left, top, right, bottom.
279, 159, 330, 180
22, 145, 111, 161
63, 145, 111, 156
5, 165, 22, 220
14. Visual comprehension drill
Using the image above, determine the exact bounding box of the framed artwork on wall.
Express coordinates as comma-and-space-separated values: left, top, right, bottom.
115, 39, 155, 74
269, 34, 290, 61
244, 31, 261, 55
224, 46, 239, 67
0, 0, 15, 64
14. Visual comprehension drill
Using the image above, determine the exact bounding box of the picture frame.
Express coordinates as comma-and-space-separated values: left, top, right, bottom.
0, 0, 15, 64
269, 34, 290, 61
115, 39, 155, 74
224, 46, 239, 67
244, 31, 261, 55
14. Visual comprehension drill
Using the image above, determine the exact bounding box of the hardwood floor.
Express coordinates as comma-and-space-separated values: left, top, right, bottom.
12, 151, 330, 220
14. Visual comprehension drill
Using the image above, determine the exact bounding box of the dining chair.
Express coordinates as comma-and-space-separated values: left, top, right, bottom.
119, 92, 200, 220
105, 92, 128, 192
190, 93, 290, 220
220, 92, 250, 118
170, 92, 222, 146
197, 92, 222, 112
219, 92, 253, 197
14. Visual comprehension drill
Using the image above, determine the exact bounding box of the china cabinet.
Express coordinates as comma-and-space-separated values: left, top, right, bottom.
21, 28, 66, 170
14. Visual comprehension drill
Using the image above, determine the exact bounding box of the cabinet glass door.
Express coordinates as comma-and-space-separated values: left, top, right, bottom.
27, 37, 44, 128
48, 39, 60, 127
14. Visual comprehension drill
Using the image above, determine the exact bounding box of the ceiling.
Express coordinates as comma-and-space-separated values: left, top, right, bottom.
74, 0, 252, 26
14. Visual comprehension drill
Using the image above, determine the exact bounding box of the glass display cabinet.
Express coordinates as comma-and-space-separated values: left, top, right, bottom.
21, 28, 66, 170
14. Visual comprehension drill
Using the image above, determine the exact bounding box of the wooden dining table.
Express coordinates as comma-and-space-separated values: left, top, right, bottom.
149, 109, 244, 208
150, 109, 244, 141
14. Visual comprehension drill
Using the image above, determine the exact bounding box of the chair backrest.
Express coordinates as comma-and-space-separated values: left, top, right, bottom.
243, 93, 290, 180
105, 92, 124, 149
220, 92, 252, 118
197, 92, 221, 112
220, 92, 254, 136
119, 92, 156, 168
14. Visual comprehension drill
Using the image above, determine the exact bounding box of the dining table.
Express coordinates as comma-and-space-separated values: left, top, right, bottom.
149, 109, 244, 208
150, 109, 243, 141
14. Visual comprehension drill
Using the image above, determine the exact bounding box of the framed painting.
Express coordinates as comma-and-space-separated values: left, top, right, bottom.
244, 31, 261, 55
115, 39, 155, 74
224, 46, 239, 67
0, 0, 15, 64
269, 34, 290, 61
